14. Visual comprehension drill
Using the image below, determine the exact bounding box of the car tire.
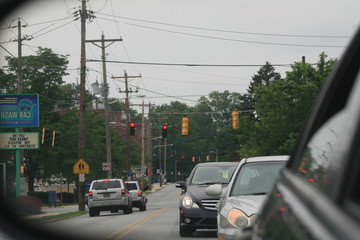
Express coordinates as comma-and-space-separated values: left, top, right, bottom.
124, 202, 132, 214
89, 208, 96, 217
139, 200, 146, 211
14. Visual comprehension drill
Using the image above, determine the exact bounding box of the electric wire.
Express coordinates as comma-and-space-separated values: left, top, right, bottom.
96, 13, 351, 39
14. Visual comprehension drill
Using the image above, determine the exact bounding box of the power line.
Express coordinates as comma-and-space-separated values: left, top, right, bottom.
32, 20, 75, 39
96, 16, 346, 48
97, 13, 351, 39
87, 58, 296, 67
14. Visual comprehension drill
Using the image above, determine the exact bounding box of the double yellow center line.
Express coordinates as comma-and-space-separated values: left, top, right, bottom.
104, 208, 168, 240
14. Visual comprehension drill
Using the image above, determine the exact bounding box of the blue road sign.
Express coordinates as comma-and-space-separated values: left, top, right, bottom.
0, 94, 39, 127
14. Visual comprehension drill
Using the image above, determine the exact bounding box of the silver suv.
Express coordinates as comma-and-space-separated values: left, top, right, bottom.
126, 180, 147, 211
88, 179, 132, 217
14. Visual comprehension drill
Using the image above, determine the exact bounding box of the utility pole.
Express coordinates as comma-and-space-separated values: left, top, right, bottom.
112, 71, 141, 178
86, 33, 122, 178
77, 0, 94, 211
10, 18, 31, 197
163, 128, 167, 177
17, 19, 23, 94
130, 101, 153, 175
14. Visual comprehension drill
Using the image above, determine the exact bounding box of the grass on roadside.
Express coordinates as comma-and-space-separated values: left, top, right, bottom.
30, 211, 88, 224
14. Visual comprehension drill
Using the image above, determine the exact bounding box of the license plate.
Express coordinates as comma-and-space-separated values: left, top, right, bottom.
104, 193, 110, 198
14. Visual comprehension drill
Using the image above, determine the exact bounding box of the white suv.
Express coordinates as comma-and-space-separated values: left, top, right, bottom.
126, 181, 147, 211
87, 179, 132, 217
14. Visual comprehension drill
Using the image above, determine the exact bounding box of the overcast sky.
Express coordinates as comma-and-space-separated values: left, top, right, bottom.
1, 0, 360, 113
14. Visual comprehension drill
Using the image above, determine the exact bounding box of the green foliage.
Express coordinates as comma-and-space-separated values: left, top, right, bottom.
239, 53, 337, 157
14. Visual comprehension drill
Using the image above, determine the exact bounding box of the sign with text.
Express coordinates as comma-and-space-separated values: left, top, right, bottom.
0, 94, 39, 127
0, 132, 40, 149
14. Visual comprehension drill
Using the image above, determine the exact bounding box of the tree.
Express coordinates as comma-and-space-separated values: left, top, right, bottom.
239, 53, 337, 157
3, 47, 69, 191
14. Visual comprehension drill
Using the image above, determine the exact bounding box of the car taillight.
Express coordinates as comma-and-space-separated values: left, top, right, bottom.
138, 190, 143, 197
89, 191, 93, 198
121, 189, 126, 197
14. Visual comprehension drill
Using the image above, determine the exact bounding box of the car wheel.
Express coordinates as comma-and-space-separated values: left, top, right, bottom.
139, 200, 146, 211
124, 203, 132, 214
89, 208, 96, 217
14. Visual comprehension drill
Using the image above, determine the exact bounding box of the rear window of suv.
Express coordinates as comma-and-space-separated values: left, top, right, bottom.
92, 180, 122, 190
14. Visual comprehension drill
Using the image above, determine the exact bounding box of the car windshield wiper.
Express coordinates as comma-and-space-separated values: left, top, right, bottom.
250, 192, 267, 195
197, 182, 225, 185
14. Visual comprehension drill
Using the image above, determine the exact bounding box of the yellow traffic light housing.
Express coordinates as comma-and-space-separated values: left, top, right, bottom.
182, 116, 189, 135
232, 109, 239, 129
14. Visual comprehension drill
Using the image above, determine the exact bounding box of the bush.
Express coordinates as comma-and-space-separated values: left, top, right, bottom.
57, 192, 74, 203
13, 195, 43, 216
28, 191, 48, 203
28, 191, 75, 204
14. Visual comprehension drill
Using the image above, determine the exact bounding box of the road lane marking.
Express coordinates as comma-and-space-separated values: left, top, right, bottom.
104, 208, 167, 240
115, 208, 167, 239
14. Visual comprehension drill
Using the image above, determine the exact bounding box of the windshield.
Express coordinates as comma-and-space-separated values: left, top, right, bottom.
230, 162, 286, 196
191, 165, 236, 185
92, 180, 122, 190
126, 183, 138, 191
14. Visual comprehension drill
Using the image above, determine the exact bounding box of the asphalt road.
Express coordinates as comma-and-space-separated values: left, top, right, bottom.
39, 183, 217, 240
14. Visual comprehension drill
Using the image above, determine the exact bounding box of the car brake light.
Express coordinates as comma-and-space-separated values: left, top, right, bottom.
89, 191, 93, 198
121, 189, 126, 197
103, 180, 110, 182
138, 190, 143, 197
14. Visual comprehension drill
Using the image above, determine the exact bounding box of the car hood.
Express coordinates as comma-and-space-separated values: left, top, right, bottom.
186, 184, 224, 201
226, 195, 266, 215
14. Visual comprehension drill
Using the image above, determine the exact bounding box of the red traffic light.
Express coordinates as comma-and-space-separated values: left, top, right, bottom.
162, 125, 168, 130
130, 122, 135, 127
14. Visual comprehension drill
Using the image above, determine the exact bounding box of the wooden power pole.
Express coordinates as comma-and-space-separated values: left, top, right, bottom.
112, 72, 141, 177
86, 34, 122, 178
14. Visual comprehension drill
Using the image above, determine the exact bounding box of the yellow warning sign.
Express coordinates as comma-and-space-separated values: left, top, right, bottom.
73, 159, 90, 174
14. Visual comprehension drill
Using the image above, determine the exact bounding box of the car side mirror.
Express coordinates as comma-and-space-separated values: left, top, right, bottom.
205, 184, 223, 197
175, 181, 186, 188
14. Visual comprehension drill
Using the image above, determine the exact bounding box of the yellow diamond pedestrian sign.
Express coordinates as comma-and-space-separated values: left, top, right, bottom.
73, 159, 90, 174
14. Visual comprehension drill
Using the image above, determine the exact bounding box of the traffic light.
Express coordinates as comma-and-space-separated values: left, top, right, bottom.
130, 122, 135, 136
192, 156, 195, 162
162, 124, 168, 138
182, 116, 189, 135
232, 109, 239, 129
41, 128, 51, 145
52, 131, 61, 147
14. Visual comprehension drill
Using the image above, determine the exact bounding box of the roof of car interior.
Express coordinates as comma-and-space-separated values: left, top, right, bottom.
244, 155, 290, 163
92, 179, 123, 182
196, 161, 239, 166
